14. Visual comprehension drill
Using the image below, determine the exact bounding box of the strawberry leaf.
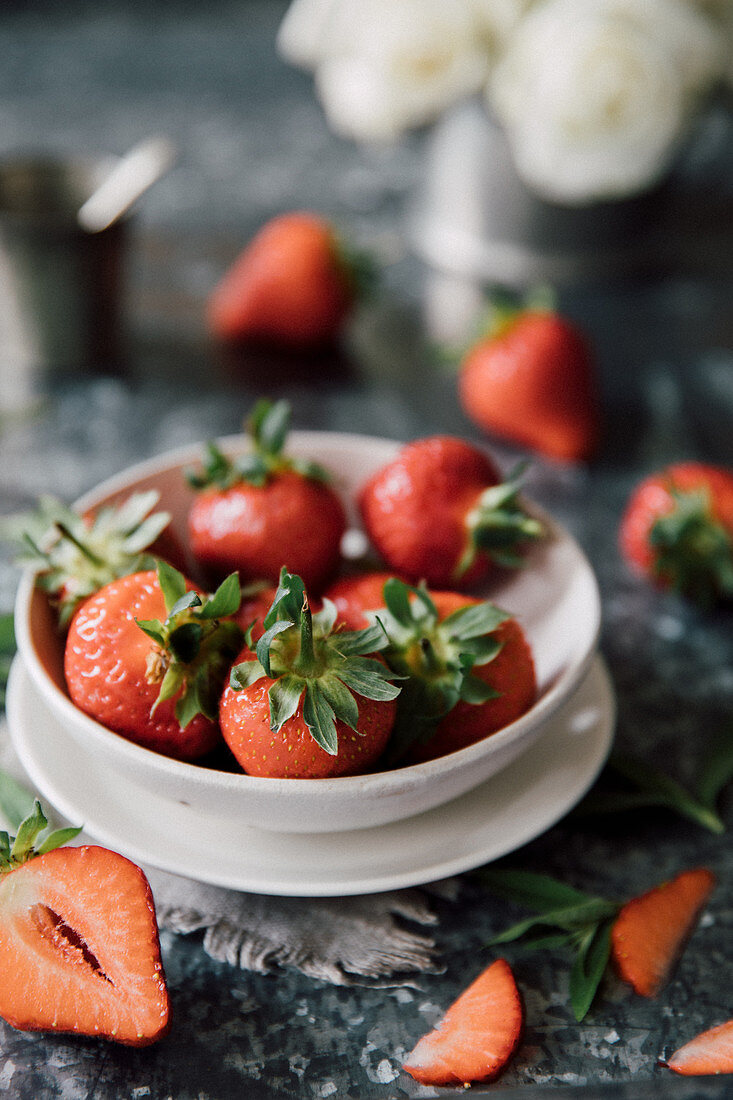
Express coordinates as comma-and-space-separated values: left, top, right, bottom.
10, 800, 47, 860
230, 658, 267, 690
250, 397, 290, 457
333, 621, 387, 657
269, 674, 305, 732
459, 674, 500, 705
37, 826, 85, 855
168, 590, 203, 619
319, 672, 360, 732
256, 619, 295, 677
336, 657, 402, 701
441, 601, 510, 641
157, 560, 188, 613
303, 681, 338, 755
134, 619, 167, 646
168, 621, 204, 664
199, 572, 243, 620
569, 918, 614, 1022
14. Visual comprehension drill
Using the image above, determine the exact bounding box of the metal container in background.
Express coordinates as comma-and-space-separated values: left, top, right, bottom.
0, 156, 129, 408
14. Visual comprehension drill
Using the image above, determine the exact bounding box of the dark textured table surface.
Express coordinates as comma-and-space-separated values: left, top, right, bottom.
1, 3, 733, 1098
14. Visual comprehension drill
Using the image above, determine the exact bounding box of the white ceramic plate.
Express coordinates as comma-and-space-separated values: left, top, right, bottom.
13, 431, 602, 833
6, 655, 614, 896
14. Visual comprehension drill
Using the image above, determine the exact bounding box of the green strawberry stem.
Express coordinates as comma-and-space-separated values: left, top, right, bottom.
136, 561, 244, 728
0, 800, 82, 875
371, 578, 511, 763
7, 491, 172, 626
186, 398, 330, 491
458, 464, 544, 579
650, 486, 733, 605
230, 568, 401, 755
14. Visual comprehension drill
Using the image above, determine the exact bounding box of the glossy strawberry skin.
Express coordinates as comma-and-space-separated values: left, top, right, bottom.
219, 650, 397, 778
619, 462, 733, 591
404, 591, 535, 763
403, 958, 524, 1086
324, 571, 404, 631
359, 436, 507, 589
188, 470, 346, 594
64, 570, 221, 761
207, 212, 354, 346
458, 311, 599, 463
0, 846, 170, 1046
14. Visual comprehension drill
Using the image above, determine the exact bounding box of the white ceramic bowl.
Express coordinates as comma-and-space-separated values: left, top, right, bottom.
13, 431, 602, 833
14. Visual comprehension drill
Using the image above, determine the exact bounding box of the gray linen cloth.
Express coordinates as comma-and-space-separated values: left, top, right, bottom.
0, 721, 446, 987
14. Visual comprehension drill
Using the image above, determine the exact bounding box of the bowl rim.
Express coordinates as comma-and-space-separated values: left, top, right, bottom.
13, 429, 602, 796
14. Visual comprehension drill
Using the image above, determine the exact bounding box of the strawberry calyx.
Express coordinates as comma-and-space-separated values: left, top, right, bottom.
10, 491, 171, 626
229, 568, 401, 756
458, 464, 544, 579
186, 399, 330, 491
650, 486, 733, 605
371, 578, 511, 761
136, 561, 244, 729
0, 801, 82, 876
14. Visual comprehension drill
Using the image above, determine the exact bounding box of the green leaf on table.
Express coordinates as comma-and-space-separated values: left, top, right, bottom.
480, 868, 621, 1021
569, 918, 614, 1023
573, 750, 726, 834
695, 727, 733, 812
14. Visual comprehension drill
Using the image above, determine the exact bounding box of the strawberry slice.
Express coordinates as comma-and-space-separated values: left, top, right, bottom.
0, 803, 170, 1046
611, 868, 716, 997
666, 1019, 733, 1076
402, 958, 523, 1087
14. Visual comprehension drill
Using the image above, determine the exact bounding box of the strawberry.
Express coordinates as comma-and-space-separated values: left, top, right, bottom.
207, 211, 364, 347
458, 307, 599, 463
619, 462, 733, 605
665, 1019, 733, 1076
323, 570, 405, 631
358, 436, 543, 589
187, 399, 347, 593
365, 579, 536, 764
402, 958, 524, 1087
0, 801, 169, 1046
611, 868, 716, 997
219, 569, 401, 778
64, 561, 243, 761
12, 491, 173, 626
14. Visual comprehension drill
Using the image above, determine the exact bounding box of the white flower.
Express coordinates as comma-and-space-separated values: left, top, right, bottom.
487, 0, 725, 203
279, 0, 492, 143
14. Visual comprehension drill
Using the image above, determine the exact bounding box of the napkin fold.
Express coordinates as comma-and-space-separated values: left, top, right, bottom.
0, 721, 447, 987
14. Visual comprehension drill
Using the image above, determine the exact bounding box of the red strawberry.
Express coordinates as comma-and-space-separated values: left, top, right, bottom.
367, 580, 536, 764
64, 562, 243, 761
665, 1019, 733, 1076
359, 436, 543, 589
619, 462, 733, 604
324, 570, 405, 631
220, 570, 400, 778
403, 958, 524, 1087
611, 868, 716, 997
458, 307, 599, 463
0, 802, 169, 1046
14, 491, 174, 627
187, 399, 346, 593
207, 211, 362, 347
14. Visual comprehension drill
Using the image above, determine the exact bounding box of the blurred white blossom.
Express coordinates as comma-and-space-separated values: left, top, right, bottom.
278, 0, 729, 202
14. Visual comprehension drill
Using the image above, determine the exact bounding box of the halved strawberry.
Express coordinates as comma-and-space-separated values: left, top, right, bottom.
402, 958, 523, 1087
0, 802, 170, 1046
611, 868, 716, 997
665, 1019, 733, 1076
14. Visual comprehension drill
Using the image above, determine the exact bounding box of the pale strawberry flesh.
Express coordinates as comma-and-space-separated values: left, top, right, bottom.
0, 846, 170, 1046
403, 958, 523, 1086
667, 1019, 733, 1076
